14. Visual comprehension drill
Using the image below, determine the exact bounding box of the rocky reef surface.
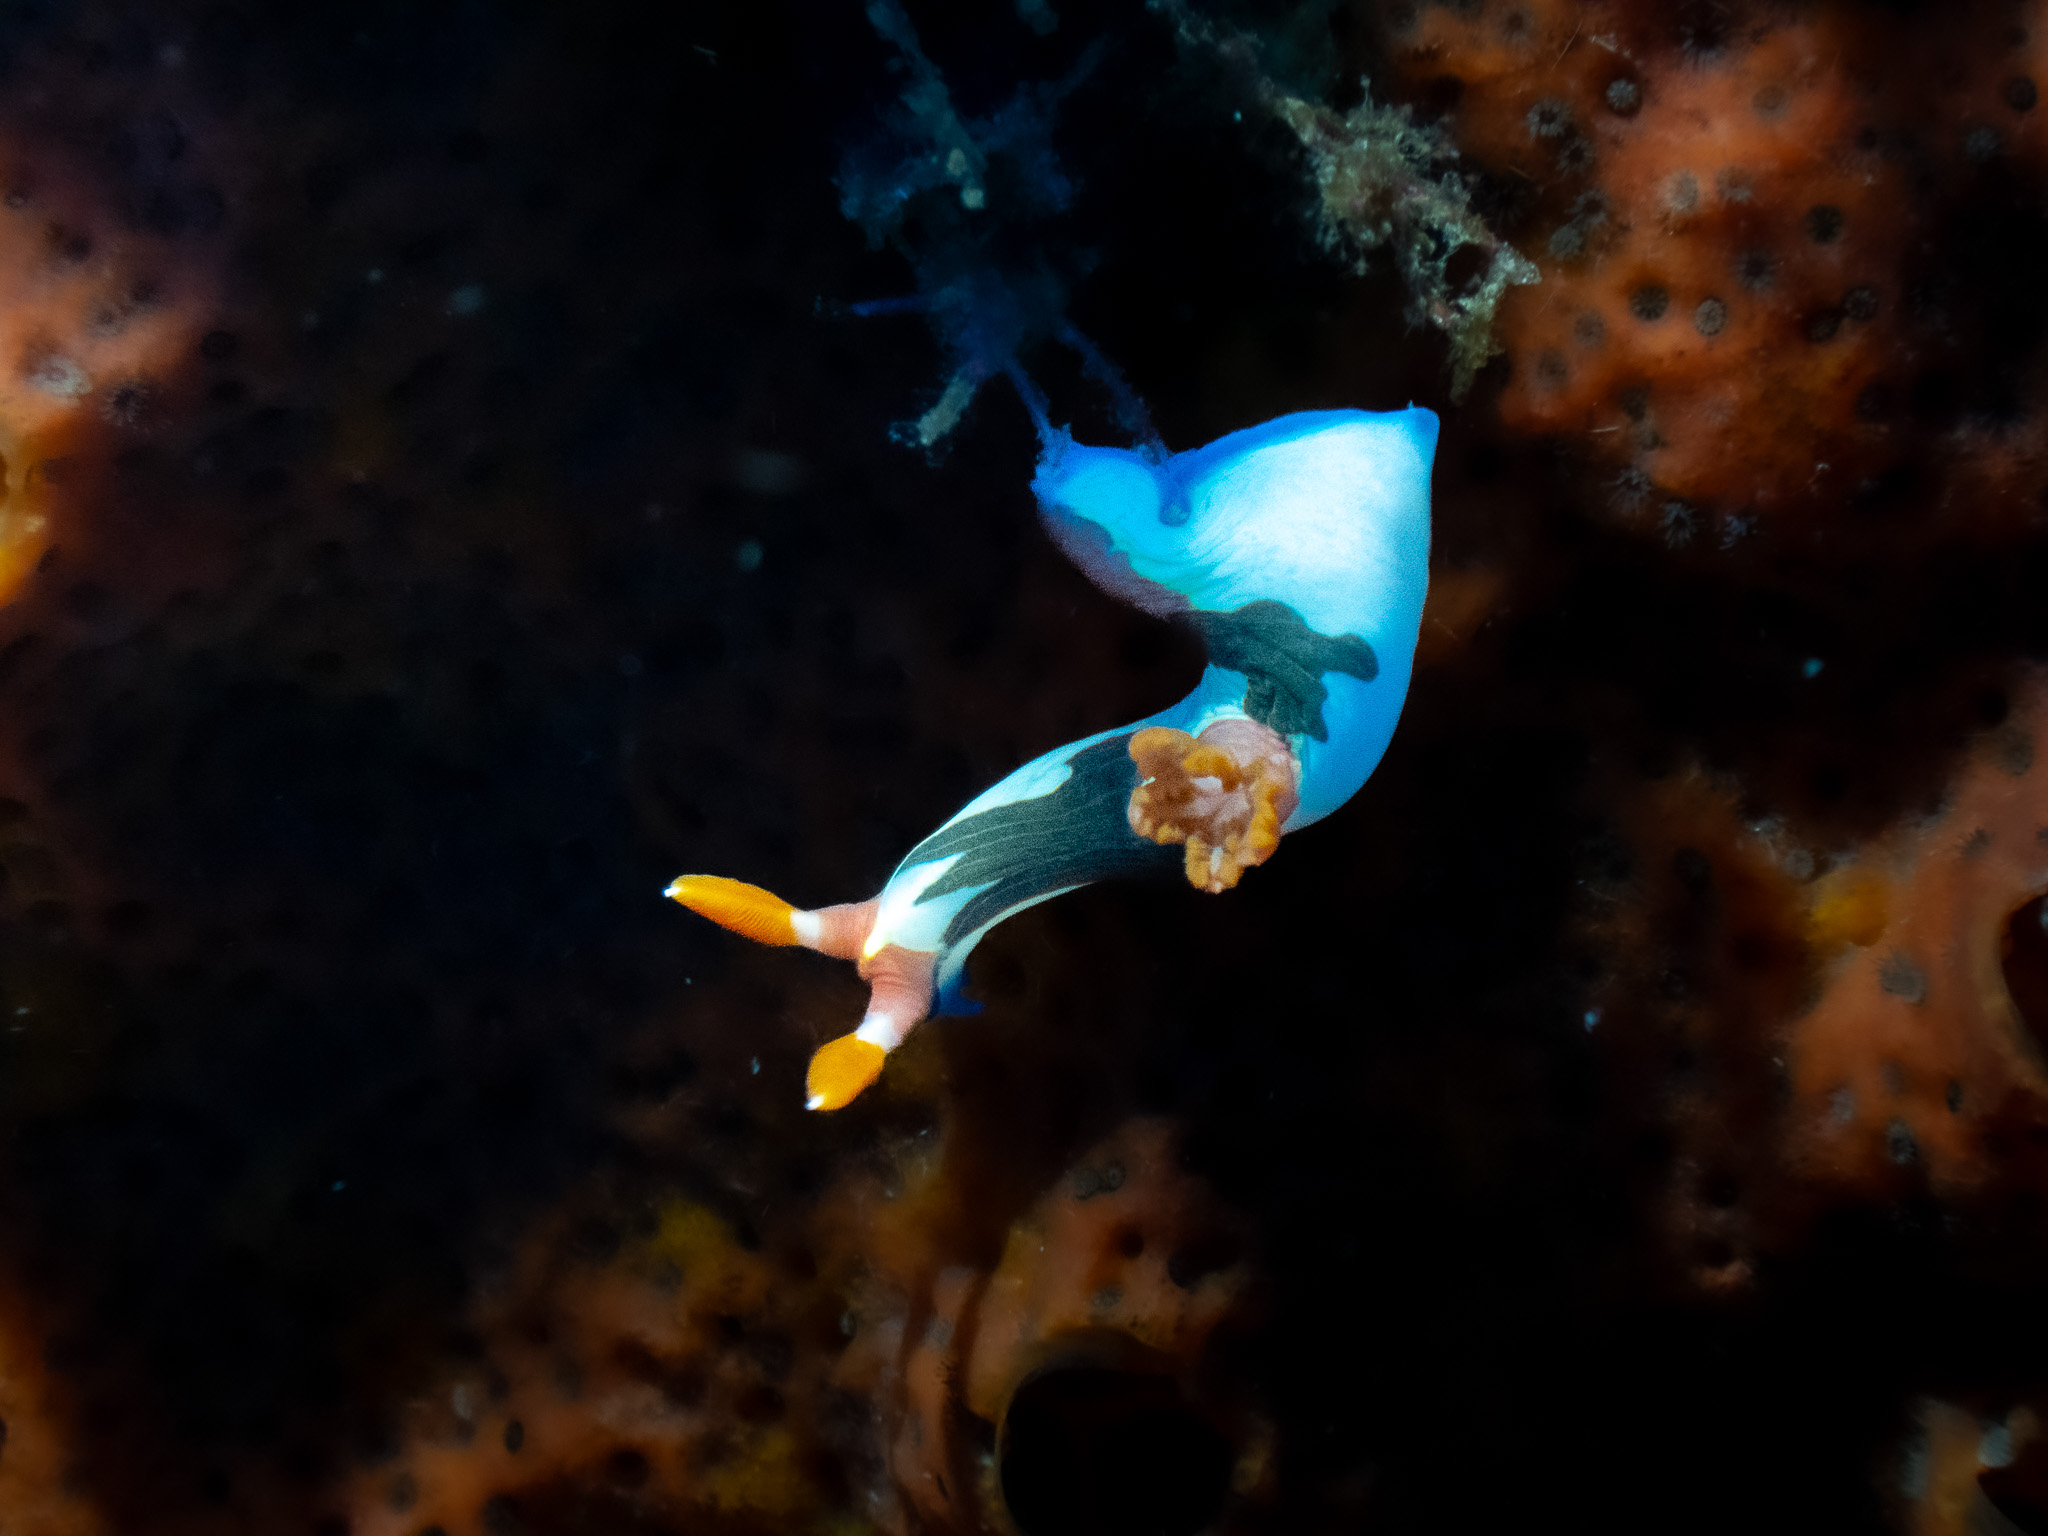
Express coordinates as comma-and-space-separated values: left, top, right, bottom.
0, 2, 2044, 1533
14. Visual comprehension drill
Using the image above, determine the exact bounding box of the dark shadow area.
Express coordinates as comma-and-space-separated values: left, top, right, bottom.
1001, 1366, 1233, 1536
2007, 894, 2048, 1048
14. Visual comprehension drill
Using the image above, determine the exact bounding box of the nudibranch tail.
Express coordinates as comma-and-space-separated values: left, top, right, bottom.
1127, 721, 1300, 893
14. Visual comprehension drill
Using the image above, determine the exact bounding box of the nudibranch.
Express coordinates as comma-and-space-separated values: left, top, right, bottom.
670, 406, 1436, 1109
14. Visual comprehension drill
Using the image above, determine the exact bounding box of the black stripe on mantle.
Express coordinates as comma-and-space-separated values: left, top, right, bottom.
906, 734, 1181, 947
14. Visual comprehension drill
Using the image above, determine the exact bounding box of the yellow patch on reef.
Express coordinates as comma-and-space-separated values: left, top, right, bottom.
1808, 866, 1889, 949
692, 1426, 817, 1522
807, 1033, 886, 1111
647, 1199, 737, 1276
1127, 726, 1289, 893
643, 1197, 771, 1316
666, 874, 800, 945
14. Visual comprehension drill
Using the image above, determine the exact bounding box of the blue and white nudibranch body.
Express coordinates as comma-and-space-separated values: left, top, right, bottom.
670, 406, 1437, 1109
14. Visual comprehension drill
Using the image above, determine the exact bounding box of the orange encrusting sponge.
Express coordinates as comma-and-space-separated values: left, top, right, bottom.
664, 875, 800, 946
806, 1034, 887, 1112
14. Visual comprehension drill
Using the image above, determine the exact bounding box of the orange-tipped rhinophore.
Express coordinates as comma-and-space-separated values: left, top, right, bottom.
806, 1034, 888, 1112
667, 877, 908, 1110
664, 875, 801, 946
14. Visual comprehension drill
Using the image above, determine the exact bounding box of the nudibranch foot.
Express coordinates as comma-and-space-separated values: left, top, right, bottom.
1128, 721, 1300, 893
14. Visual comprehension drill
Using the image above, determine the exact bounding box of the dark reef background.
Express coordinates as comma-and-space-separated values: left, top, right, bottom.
0, 1, 2042, 1533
